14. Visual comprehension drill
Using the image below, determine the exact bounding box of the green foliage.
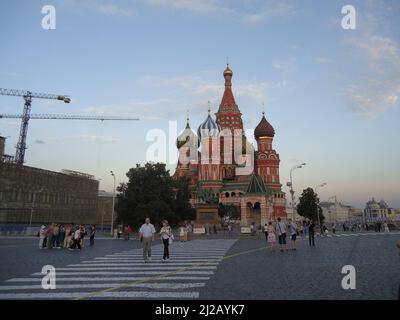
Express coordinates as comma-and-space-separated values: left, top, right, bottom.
296, 187, 325, 223
115, 163, 194, 229
197, 187, 219, 204
218, 203, 240, 223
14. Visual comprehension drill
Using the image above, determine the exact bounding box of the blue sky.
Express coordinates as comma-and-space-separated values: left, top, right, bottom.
1, 0, 399, 208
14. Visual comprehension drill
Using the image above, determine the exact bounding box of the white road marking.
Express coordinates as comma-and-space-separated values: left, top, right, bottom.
54, 266, 217, 271
68, 262, 219, 267
0, 282, 206, 290
7, 276, 211, 282
0, 291, 200, 299
31, 271, 214, 276
2, 239, 238, 300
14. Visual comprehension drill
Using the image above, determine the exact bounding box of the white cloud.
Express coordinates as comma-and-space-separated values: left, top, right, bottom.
144, 0, 232, 14
35, 134, 121, 144
272, 57, 297, 73
346, 34, 400, 117
343, 2, 400, 117
97, 3, 134, 16
314, 57, 332, 65
59, 0, 134, 17
142, 73, 270, 103
242, 1, 297, 24
346, 79, 400, 117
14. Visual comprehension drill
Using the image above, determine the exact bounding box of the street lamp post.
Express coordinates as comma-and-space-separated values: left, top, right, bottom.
315, 183, 327, 235
287, 163, 306, 221
29, 187, 44, 235
110, 171, 116, 237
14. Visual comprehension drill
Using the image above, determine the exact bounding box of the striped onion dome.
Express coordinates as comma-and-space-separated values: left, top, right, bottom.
197, 110, 220, 139
254, 112, 275, 139
176, 118, 198, 149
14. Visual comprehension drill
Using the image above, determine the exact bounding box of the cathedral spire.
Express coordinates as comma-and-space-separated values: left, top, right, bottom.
219, 65, 238, 111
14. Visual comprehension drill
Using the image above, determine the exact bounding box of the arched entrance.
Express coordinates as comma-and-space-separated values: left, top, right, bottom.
244, 201, 261, 229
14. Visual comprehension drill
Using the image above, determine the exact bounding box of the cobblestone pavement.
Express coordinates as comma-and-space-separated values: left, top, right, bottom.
0, 232, 399, 299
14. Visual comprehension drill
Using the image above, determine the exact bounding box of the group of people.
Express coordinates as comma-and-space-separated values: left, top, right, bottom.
263, 218, 318, 252
179, 222, 193, 242
38, 223, 96, 250
342, 221, 391, 233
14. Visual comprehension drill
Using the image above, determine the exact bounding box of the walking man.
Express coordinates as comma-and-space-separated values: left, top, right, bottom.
39, 224, 47, 249
263, 223, 268, 243
138, 218, 156, 263
308, 220, 316, 247
69, 226, 81, 251
288, 219, 298, 251
302, 220, 308, 237
227, 224, 232, 238
276, 217, 287, 252
89, 225, 96, 247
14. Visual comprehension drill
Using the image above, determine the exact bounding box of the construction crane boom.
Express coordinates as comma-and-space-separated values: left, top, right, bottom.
0, 114, 139, 121
0, 87, 139, 165
0, 88, 70, 103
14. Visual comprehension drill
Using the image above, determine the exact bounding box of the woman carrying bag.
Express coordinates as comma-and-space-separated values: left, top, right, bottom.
160, 220, 173, 262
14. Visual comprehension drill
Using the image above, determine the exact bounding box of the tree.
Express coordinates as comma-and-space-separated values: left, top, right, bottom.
173, 176, 196, 223
296, 187, 325, 223
115, 163, 195, 229
218, 203, 240, 225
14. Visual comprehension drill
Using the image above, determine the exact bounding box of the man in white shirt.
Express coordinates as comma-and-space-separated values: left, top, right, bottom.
138, 218, 156, 263
288, 218, 298, 251
276, 217, 287, 252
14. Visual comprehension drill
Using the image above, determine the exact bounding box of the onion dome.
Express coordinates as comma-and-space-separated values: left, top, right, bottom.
197, 109, 220, 139
254, 112, 275, 139
223, 65, 233, 77
176, 118, 197, 149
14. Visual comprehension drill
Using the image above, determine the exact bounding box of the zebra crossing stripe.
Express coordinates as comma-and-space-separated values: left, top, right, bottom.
1, 239, 237, 300
54, 266, 217, 271
0, 291, 200, 299
87, 259, 222, 263
6, 276, 211, 282
31, 271, 214, 276
93, 257, 222, 260
0, 282, 206, 291
68, 262, 219, 267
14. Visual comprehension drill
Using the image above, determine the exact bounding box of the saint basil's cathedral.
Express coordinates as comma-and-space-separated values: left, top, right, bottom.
174, 66, 287, 229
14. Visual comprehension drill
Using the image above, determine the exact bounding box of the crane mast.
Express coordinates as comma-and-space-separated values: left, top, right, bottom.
0, 88, 71, 165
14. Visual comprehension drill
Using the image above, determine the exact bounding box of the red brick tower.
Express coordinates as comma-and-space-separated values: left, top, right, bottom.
254, 112, 287, 220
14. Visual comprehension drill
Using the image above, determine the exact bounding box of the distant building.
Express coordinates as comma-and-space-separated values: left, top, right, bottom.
0, 136, 14, 163
320, 201, 351, 223
364, 198, 396, 220
96, 190, 115, 230
349, 208, 364, 219
0, 162, 99, 225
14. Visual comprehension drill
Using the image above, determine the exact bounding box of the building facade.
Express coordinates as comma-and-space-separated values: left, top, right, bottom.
96, 190, 114, 230
364, 198, 396, 220
320, 201, 351, 223
174, 66, 287, 228
0, 162, 99, 225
